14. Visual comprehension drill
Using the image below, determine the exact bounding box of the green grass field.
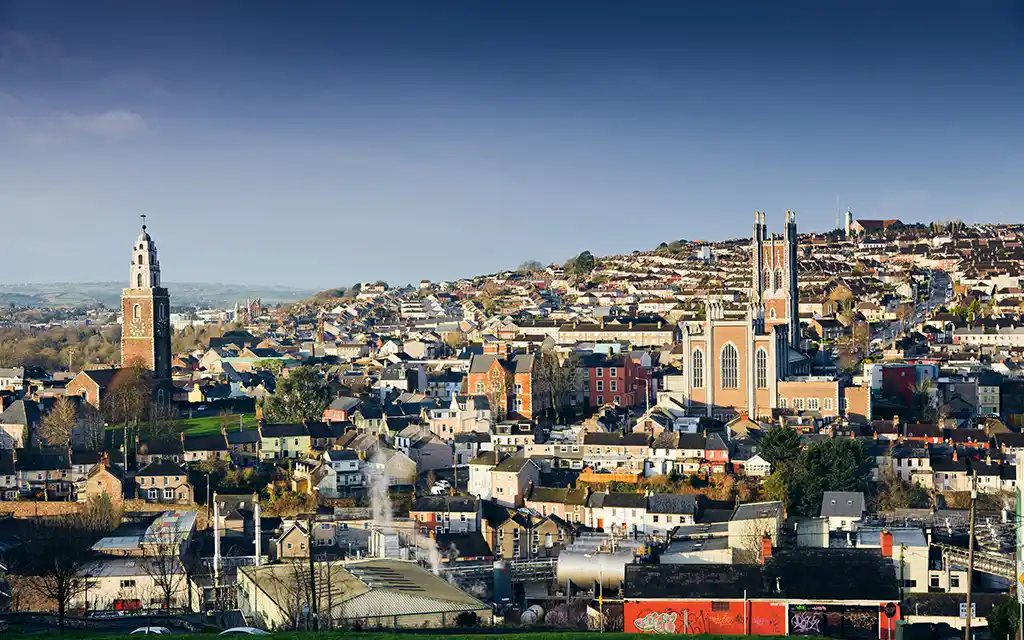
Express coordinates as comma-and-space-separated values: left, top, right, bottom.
177, 414, 259, 436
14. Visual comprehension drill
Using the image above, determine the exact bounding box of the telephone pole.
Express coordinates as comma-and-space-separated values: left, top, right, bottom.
964, 471, 977, 640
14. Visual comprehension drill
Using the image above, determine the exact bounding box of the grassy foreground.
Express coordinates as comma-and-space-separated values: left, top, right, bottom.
0, 633, 781, 640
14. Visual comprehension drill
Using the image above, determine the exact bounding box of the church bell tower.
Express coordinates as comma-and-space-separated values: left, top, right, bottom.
121, 216, 172, 381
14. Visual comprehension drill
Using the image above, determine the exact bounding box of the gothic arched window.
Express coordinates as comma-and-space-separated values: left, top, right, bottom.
721, 344, 739, 389
762, 269, 771, 291
133, 304, 141, 320
137, 273, 143, 288
756, 348, 768, 389
692, 349, 704, 389
774, 269, 783, 290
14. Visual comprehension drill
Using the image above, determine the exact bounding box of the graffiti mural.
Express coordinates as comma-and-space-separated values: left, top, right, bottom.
789, 610, 823, 635
634, 611, 679, 634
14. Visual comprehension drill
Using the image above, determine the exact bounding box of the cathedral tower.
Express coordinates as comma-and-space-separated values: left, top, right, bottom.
752, 210, 800, 348
121, 217, 172, 381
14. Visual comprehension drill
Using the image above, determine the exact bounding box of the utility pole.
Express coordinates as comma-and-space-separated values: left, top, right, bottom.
307, 516, 318, 631
965, 471, 977, 640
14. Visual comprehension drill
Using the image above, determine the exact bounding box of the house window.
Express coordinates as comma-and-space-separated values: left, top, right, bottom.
929, 576, 940, 588
120, 579, 136, 589
148, 488, 158, 500
720, 344, 739, 389
692, 349, 704, 388
596, 380, 603, 392
596, 395, 603, 405
475, 383, 484, 394
164, 488, 174, 500
793, 398, 805, 410
823, 397, 834, 411
610, 367, 617, 377
610, 380, 617, 392
808, 397, 820, 411
755, 348, 768, 389
596, 368, 603, 378
950, 576, 960, 588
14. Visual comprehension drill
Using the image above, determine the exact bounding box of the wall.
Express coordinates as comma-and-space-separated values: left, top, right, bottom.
625, 600, 785, 635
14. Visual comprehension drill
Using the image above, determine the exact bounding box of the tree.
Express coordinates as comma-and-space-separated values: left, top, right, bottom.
104, 362, 150, 426
142, 532, 187, 611
39, 396, 77, 447
874, 456, 930, 511
21, 518, 92, 631
147, 397, 180, 440
829, 284, 854, 311
988, 593, 1020, 640
564, 250, 596, 277
482, 367, 514, 423
77, 404, 106, 451
262, 366, 331, 423
792, 438, 871, 516
517, 260, 544, 274
78, 493, 122, 533
758, 426, 802, 468
535, 349, 580, 423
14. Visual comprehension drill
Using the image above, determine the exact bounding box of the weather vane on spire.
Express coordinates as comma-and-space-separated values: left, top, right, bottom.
141, 214, 147, 230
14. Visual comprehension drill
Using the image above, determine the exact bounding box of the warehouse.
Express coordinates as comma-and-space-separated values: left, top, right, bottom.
237, 558, 491, 630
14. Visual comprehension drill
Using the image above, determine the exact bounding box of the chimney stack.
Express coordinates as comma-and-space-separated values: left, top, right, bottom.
880, 529, 893, 558
760, 534, 773, 564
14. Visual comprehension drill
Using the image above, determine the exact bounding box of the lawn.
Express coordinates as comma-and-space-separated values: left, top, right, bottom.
177, 413, 259, 436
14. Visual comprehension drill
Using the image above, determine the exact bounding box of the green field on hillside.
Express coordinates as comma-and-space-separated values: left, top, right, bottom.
177, 414, 259, 436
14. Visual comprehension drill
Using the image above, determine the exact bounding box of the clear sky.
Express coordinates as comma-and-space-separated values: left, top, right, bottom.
1, 1, 1022, 288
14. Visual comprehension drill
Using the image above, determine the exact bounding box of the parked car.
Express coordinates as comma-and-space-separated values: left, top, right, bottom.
131, 627, 171, 635
219, 628, 270, 636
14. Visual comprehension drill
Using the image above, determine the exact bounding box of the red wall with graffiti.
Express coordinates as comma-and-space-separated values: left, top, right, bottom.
625, 601, 785, 635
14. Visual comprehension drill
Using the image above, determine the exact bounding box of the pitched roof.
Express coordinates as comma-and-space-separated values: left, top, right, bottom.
182, 434, 228, 452
137, 459, 187, 477
820, 491, 866, 518
260, 423, 308, 438
647, 493, 697, 515
410, 495, 479, 513
582, 432, 650, 447
0, 399, 41, 426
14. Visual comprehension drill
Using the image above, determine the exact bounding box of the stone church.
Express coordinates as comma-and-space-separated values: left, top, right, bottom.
679, 211, 870, 423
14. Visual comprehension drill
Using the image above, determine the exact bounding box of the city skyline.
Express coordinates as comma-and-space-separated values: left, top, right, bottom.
2, 1, 1022, 287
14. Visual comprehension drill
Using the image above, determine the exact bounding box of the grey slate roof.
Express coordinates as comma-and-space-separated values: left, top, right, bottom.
819, 491, 866, 518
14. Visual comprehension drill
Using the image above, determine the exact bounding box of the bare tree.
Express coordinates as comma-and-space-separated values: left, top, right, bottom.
104, 362, 151, 426
483, 369, 514, 423
142, 533, 187, 611
39, 396, 77, 447
21, 518, 92, 631
77, 403, 106, 451
146, 398, 180, 441
536, 349, 580, 424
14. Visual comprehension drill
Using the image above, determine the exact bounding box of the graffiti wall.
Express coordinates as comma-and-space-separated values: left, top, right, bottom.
625, 601, 784, 635
626, 600, 898, 639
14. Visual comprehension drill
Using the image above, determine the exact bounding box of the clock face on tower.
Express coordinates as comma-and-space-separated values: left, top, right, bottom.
129, 317, 146, 337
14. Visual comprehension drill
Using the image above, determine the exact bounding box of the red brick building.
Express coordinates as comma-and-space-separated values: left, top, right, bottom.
121, 219, 172, 387
581, 352, 652, 409
467, 343, 545, 420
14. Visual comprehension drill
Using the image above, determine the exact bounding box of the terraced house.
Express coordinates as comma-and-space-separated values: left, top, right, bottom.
258, 422, 311, 460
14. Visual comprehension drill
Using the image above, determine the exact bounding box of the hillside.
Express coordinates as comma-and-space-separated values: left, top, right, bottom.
0, 282, 313, 308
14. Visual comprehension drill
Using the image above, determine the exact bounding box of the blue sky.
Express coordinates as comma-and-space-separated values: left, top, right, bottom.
1, 1, 1022, 288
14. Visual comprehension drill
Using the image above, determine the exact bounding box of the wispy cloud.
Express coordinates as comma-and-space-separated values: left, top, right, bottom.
0, 28, 86, 68
61, 110, 147, 138
1, 109, 148, 150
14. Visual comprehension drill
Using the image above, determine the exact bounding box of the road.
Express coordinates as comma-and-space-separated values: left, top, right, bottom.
870, 270, 952, 352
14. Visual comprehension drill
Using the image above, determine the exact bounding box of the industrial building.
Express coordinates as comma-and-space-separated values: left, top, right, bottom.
236, 558, 492, 629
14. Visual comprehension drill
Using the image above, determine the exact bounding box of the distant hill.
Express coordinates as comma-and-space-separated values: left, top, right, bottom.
0, 282, 313, 308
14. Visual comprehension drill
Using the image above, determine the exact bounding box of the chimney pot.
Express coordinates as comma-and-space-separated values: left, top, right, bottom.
880, 529, 894, 558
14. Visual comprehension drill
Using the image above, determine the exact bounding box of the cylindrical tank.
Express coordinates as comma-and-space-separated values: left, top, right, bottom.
556, 551, 631, 589
521, 604, 545, 625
